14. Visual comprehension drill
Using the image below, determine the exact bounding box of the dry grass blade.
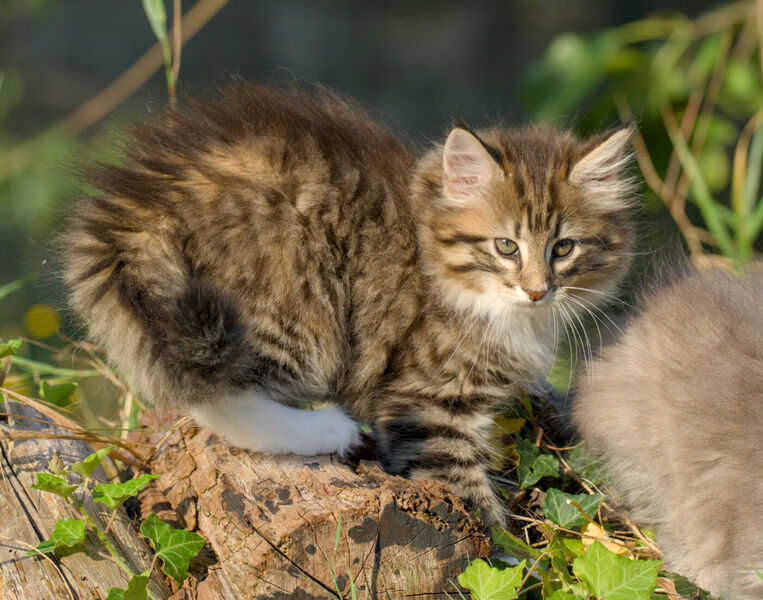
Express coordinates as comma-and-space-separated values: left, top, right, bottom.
1, 388, 149, 467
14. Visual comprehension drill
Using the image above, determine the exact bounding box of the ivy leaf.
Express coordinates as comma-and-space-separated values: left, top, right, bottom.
547, 591, 586, 600
140, 512, 205, 586
72, 445, 116, 478
457, 558, 525, 600
27, 518, 85, 555
0, 338, 22, 359
491, 526, 544, 561
572, 541, 662, 600
31, 472, 79, 499
39, 380, 78, 407
516, 438, 559, 488
543, 488, 604, 528
666, 572, 715, 599
93, 474, 160, 509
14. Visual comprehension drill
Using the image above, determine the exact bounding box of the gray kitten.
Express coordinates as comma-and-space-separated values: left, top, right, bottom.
573, 267, 763, 600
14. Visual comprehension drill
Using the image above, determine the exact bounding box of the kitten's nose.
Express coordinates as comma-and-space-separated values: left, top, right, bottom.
523, 288, 548, 302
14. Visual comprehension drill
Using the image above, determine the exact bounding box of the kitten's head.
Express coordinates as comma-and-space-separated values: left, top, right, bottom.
412, 125, 635, 323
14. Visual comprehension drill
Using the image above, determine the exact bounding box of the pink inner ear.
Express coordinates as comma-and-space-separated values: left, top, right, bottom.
445, 154, 488, 187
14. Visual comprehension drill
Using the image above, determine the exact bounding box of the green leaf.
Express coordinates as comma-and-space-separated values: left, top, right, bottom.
104, 589, 125, 600
491, 526, 544, 561
72, 445, 116, 478
565, 444, 611, 488
0, 338, 22, 359
547, 591, 586, 600
457, 558, 525, 600
666, 572, 715, 600
93, 474, 160, 509
124, 574, 149, 600
140, 512, 205, 586
141, 0, 168, 42
27, 518, 85, 555
543, 488, 604, 528
572, 541, 662, 600
31, 472, 79, 499
516, 439, 560, 488
39, 380, 78, 407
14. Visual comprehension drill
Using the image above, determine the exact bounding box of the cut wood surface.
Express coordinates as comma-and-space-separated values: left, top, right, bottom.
135, 409, 491, 599
0, 400, 170, 600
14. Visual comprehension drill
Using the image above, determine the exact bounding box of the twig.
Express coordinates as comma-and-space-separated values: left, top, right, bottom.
0, 0, 231, 180
614, 94, 706, 254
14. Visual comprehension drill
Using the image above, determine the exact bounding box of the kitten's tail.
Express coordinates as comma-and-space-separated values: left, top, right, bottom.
154, 280, 252, 386
61, 202, 252, 404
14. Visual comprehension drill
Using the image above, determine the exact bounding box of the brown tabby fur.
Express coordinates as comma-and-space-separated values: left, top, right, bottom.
573, 267, 763, 600
61, 81, 634, 523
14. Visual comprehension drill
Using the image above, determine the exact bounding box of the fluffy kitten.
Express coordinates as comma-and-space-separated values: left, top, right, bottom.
573, 267, 763, 600
61, 81, 634, 523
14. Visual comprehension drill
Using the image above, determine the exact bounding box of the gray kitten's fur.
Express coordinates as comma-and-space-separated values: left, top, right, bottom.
574, 267, 763, 600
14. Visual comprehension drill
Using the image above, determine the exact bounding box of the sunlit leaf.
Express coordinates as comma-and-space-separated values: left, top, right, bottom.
30, 472, 79, 499
72, 445, 116, 478
93, 474, 160, 509
457, 558, 525, 600
140, 512, 205, 586
27, 518, 85, 555
573, 541, 661, 600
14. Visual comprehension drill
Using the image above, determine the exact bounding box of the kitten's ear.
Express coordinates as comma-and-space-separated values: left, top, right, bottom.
442, 128, 502, 203
570, 126, 634, 206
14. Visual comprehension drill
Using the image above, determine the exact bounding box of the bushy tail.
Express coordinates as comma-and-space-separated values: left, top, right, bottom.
61, 196, 253, 404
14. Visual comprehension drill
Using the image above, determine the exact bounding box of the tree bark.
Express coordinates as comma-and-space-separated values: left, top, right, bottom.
0, 400, 170, 600
135, 409, 490, 599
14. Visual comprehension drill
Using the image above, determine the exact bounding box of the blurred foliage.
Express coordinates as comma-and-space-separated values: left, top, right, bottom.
523, 0, 763, 266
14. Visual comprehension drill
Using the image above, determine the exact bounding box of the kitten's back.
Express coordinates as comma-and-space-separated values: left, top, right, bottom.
573, 267, 763, 600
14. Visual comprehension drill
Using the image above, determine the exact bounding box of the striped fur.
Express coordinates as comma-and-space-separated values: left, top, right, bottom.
61, 81, 634, 524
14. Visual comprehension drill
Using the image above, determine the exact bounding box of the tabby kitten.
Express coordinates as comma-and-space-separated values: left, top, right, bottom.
62, 82, 634, 523
573, 267, 763, 600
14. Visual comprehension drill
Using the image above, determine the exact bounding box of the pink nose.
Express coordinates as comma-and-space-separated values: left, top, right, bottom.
523, 288, 547, 302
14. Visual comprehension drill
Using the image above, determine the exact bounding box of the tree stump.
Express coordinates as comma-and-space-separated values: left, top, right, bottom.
0, 400, 170, 600
135, 410, 491, 599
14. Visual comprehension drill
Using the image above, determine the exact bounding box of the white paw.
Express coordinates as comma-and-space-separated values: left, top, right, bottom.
191, 393, 360, 457
314, 406, 362, 457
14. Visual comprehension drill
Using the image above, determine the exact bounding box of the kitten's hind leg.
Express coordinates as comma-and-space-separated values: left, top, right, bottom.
190, 393, 361, 456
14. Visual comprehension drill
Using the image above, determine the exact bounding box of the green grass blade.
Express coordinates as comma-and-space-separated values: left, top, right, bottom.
665, 117, 737, 259
0, 272, 37, 301
10, 356, 100, 379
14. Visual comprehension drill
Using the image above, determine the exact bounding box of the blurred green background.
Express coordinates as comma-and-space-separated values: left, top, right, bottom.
1, 0, 761, 424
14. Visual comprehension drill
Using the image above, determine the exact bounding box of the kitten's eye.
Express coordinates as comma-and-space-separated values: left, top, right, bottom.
495, 238, 519, 256
552, 239, 575, 258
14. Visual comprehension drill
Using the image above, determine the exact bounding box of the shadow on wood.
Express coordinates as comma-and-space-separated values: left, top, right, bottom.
135, 409, 490, 599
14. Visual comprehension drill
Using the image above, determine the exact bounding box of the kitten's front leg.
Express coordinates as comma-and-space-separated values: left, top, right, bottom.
190, 392, 361, 456
374, 401, 506, 526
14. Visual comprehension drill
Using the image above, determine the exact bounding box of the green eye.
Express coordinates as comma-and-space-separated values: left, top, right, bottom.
552, 239, 575, 258
495, 238, 519, 256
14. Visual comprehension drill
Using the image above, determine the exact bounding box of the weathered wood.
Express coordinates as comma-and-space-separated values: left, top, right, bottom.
0, 400, 170, 600
136, 410, 490, 599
